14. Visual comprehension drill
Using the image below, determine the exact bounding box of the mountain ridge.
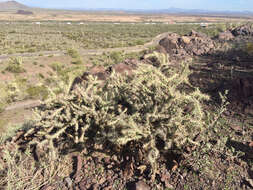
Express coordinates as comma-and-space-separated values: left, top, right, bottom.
0, 0, 29, 11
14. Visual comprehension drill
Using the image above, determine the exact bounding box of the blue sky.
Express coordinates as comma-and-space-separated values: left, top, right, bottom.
14, 0, 253, 11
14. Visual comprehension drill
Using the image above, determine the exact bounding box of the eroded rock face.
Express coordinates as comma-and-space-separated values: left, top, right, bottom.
158, 30, 215, 59
159, 33, 180, 55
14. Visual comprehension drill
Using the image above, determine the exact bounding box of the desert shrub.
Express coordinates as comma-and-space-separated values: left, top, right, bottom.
246, 42, 253, 54
27, 59, 209, 178
135, 39, 145, 45
0, 119, 8, 134
0, 78, 43, 105
3, 81, 22, 103
109, 51, 124, 64
26, 85, 49, 100
44, 66, 86, 96
0, 144, 72, 190
28, 48, 36, 53
38, 73, 45, 79
49, 62, 64, 73
71, 58, 83, 65
0, 82, 8, 112
67, 48, 80, 59
0, 100, 6, 113
5, 57, 26, 73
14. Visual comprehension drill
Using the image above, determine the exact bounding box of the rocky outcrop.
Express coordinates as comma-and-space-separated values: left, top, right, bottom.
70, 59, 139, 91
231, 24, 253, 37
217, 31, 234, 41
158, 30, 215, 59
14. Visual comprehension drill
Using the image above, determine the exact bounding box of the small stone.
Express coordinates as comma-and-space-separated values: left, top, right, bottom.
165, 181, 174, 189
181, 36, 191, 44
103, 157, 110, 164
230, 125, 242, 132
93, 184, 99, 190
92, 178, 98, 184
64, 177, 73, 188
99, 176, 106, 184
107, 164, 113, 169
78, 180, 86, 190
135, 181, 150, 190
112, 155, 118, 162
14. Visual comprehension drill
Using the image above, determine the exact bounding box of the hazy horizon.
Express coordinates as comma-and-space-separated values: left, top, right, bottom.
1, 0, 253, 12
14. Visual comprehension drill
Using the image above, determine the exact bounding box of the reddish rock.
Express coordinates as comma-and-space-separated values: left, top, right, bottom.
217, 31, 234, 41
158, 30, 215, 59
70, 59, 139, 91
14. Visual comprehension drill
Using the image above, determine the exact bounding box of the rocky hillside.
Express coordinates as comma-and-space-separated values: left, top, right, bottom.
0, 1, 28, 11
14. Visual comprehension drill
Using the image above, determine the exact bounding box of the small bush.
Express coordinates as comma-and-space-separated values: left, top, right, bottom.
28, 48, 36, 53
135, 39, 145, 45
71, 58, 83, 65
38, 73, 45, 79
0, 79, 27, 105
50, 62, 64, 73
26, 85, 49, 100
109, 51, 124, 63
246, 42, 253, 54
67, 48, 80, 58
5, 57, 26, 73
0, 101, 6, 113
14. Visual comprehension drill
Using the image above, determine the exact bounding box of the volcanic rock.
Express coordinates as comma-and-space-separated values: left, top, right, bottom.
231, 24, 253, 37
217, 31, 234, 41
70, 59, 139, 91
158, 30, 215, 59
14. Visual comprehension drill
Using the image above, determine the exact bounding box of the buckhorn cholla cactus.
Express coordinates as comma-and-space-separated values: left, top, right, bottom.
26, 53, 209, 179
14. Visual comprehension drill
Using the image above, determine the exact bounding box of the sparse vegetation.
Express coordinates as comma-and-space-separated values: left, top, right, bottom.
26, 85, 49, 100
67, 48, 80, 58
0, 22, 239, 55
5, 57, 26, 73
246, 42, 253, 54
0, 144, 72, 190
0, 21, 252, 189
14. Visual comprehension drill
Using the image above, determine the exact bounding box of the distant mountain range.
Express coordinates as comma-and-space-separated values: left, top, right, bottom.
0, 0, 253, 16
132, 7, 253, 16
